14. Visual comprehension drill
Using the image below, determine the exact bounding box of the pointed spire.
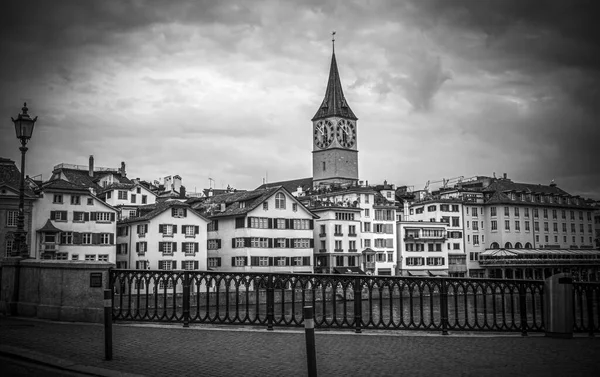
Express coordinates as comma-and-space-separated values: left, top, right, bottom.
312, 36, 357, 121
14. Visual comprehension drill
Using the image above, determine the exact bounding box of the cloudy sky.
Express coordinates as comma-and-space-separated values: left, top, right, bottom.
1, 0, 598, 198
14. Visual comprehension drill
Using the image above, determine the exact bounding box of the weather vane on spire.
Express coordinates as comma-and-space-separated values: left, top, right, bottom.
332, 31, 336, 53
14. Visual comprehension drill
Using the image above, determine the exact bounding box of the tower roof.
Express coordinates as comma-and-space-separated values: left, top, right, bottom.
312, 52, 357, 121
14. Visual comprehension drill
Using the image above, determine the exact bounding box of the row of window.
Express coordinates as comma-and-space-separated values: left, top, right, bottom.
157, 224, 200, 236
335, 212, 356, 221
490, 220, 593, 233
405, 257, 445, 266
41, 252, 109, 261
232, 217, 314, 230
414, 204, 460, 214
210, 256, 312, 267
321, 239, 359, 252
490, 207, 592, 221
505, 191, 581, 205
133, 241, 199, 254
231, 237, 314, 249
51, 194, 94, 206
49, 211, 115, 222
106, 190, 148, 204
43, 232, 114, 245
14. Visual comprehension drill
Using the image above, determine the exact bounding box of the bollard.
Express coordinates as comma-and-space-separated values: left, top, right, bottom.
104, 289, 113, 361
303, 306, 317, 377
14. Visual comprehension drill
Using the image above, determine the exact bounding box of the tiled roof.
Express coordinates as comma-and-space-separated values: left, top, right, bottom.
97, 182, 135, 195
58, 168, 132, 190
41, 179, 91, 193
118, 201, 207, 224
192, 187, 278, 218
483, 180, 591, 208
312, 52, 357, 121
483, 179, 569, 195
0, 158, 36, 196
192, 186, 317, 219
256, 177, 313, 193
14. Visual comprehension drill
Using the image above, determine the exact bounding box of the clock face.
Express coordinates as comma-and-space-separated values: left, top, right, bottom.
314, 120, 334, 149
336, 119, 356, 148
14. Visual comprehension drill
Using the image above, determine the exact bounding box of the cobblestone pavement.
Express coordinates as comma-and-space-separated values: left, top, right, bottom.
1, 316, 599, 377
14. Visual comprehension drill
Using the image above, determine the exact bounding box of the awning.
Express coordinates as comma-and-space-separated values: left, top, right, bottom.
333, 267, 366, 275
407, 270, 428, 276
429, 270, 449, 276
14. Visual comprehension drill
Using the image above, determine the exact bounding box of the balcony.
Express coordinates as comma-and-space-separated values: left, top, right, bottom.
334, 248, 343, 252
334, 233, 343, 236
40, 243, 58, 254
162, 251, 173, 256
137, 251, 146, 256
365, 262, 376, 269
348, 233, 357, 237
319, 233, 326, 237
319, 249, 327, 253
348, 249, 357, 253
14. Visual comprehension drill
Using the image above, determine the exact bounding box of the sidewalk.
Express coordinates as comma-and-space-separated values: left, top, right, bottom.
1, 316, 599, 377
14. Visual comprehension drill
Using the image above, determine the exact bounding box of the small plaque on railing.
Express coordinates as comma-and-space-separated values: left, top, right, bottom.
90, 273, 103, 288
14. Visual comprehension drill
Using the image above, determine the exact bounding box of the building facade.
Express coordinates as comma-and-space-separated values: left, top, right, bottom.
116, 201, 209, 271
0, 157, 36, 259
192, 187, 316, 273
30, 179, 118, 262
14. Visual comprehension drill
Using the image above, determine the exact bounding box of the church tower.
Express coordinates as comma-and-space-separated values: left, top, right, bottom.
312, 43, 359, 188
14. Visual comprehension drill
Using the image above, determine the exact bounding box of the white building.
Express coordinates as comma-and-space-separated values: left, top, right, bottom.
97, 182, 157, 219
397, 221, 449, 277
191, 187, 316, 273
116, 201, 209, 271
30, 179, 118, 262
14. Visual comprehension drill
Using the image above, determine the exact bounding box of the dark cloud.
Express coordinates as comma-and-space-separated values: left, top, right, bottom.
0, 0, 598, 199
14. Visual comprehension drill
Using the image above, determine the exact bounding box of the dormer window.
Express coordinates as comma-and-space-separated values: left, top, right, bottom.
239, 201, 246, 209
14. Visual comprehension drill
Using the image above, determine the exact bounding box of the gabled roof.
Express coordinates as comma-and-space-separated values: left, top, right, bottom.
118, 200, 208, 224
41, 179, 91, 193
256, 177, 313, 193
192, 186, 318, 219
312, 52, 357, 121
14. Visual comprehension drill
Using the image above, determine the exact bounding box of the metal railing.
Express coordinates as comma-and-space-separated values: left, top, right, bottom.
109, 270, 599, 334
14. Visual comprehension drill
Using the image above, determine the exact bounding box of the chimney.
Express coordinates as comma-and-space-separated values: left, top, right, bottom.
89, 155, 94, 177
220, 203, 226, 212
173, 175, 182, 193
120, 161, 126, 177
180, 185, 186, 198
503, 173, 507, 179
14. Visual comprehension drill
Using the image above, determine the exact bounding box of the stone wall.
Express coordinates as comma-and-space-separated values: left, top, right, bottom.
0, 259, 113, 323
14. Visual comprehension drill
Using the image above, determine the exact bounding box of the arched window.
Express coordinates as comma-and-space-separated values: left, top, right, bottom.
490, 242, 500, 249
275, 193, 286, 209
515, 242, 523, 249
505, 242, 513, 249
525, 242, 533, 248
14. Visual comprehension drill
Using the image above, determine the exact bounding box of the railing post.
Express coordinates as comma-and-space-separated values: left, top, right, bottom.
183, 271, 190, 328
103, 289, 113, 361
440, 279, 449, 335
267, 274, 274, 331
303, 306, 318, 377
354, 276, 362, 333
586, 286, 595, 338
519, 282, 528, 337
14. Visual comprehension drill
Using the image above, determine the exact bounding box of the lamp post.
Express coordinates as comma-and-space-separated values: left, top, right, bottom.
11, 103, 37, 258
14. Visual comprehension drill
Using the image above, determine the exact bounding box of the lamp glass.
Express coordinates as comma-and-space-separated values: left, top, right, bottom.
14, 117, 35, 140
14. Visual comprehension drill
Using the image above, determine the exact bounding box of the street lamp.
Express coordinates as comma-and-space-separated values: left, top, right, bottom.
11, 103, 37, 257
